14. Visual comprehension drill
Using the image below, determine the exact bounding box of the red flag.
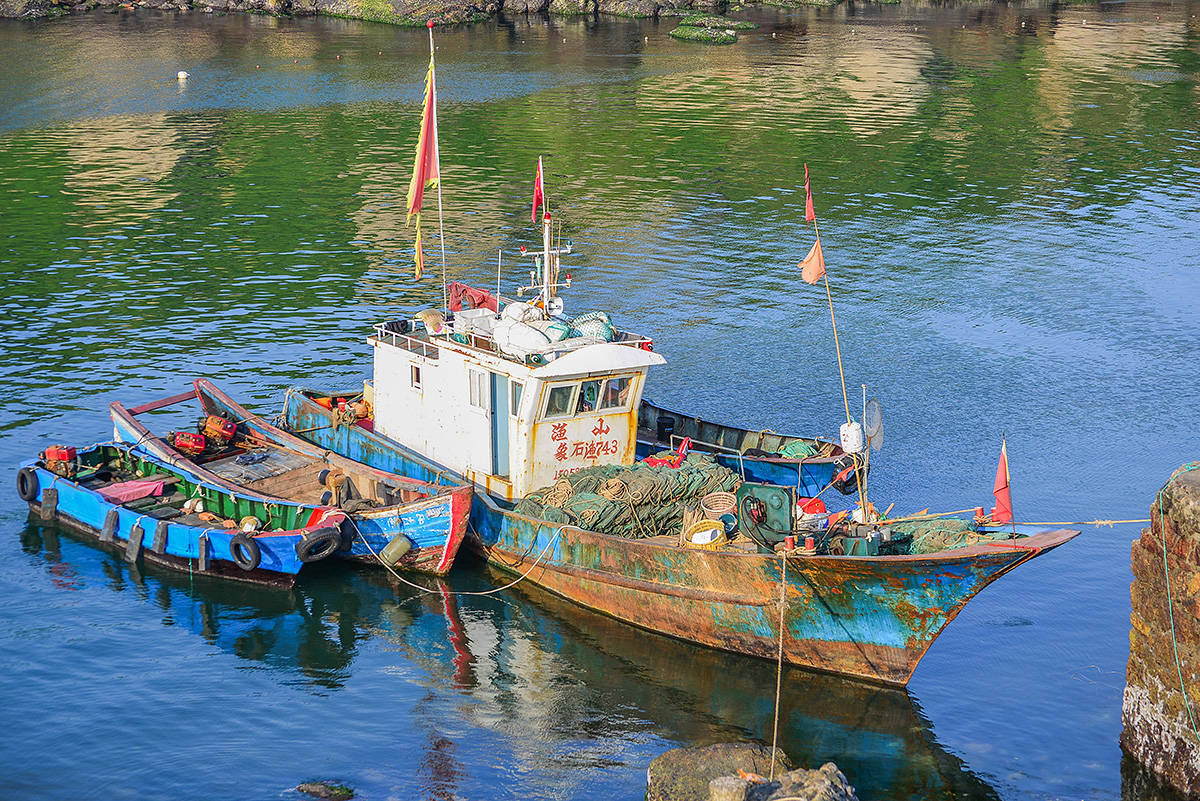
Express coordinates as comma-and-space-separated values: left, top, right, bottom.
804, 163, 816, 223
406, 55, 440, 224
532, 156, 545, 222
991, 438, 1013, 524
799, 239, 825, 285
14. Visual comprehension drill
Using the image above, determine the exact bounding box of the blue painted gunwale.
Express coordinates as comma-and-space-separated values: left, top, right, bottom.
19, 443, 341, 586
634, 439, 843, 493
635, 398, 864, 494
108, 383, 472, 576
278, 389, 1079, 685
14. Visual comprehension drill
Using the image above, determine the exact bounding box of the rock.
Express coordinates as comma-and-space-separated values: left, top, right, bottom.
0, 0, 53, 17
502, 0, 546, 14
709, 775, 751, 801
746, 762, 858, 801
297, 782, 354, 801
1121, 462, 1200, 797
668, 24, 736, 43
647, 743, 792, 801
596, 0, 657, 16
677, 13, 754, 27
547, 0, 592, 14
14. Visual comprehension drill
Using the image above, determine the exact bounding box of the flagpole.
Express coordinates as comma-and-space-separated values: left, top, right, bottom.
812, 215, 868, 517
428, 21, 448, 311
1004, 433, 1016, 537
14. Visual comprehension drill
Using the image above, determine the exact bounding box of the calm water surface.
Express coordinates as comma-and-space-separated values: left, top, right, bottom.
1, 4, 1198, 799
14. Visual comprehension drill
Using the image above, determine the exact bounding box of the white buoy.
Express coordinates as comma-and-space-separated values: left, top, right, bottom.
840, 421, 864, 454
177, 70, 189, 81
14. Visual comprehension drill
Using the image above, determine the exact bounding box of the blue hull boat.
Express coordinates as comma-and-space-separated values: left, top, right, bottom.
275, 387, 1079, 686
108, 381, 473, 577
16, 443, 347, 587
636, 398, 865, 495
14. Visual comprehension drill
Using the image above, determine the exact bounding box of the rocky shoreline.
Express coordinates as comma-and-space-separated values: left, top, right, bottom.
0, 0, 839, 27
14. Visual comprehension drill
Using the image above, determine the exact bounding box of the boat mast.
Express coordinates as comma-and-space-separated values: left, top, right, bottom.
541, 211, 553, 310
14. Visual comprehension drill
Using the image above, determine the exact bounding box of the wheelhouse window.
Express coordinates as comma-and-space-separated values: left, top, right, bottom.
468, 369, 488, 409
599, 376, 633, 410
510, 381, 524, 414
576, 379, 603, 414
542, 383, 577, 419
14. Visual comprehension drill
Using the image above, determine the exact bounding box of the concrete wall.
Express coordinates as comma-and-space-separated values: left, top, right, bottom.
1122, 462, 1200, 797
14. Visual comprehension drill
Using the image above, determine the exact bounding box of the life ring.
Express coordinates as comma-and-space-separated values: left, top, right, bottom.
16, 468, 39, 502
230, 533, 262, 571
296, 527, 342, 563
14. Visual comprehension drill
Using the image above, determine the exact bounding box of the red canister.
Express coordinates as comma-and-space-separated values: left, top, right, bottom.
43, 445, 76, 462
172, 431, 207, 456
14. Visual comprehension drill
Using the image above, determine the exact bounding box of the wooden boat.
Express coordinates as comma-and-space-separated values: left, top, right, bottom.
109, 380, 472, 577
15, 442, 346, 587
277, 386, 1079, 686
636, 398, 863, 494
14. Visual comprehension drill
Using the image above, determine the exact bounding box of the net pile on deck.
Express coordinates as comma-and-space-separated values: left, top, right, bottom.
890, 518, 1010, 554
514, 452, 741, 539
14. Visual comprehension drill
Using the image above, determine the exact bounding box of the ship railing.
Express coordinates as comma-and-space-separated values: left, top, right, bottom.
373, 324, 440, 360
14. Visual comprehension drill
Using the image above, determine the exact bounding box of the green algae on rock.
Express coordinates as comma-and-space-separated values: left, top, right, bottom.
668, 23, 736, 43
297, 782, 355, 801
678, 13, 754, 28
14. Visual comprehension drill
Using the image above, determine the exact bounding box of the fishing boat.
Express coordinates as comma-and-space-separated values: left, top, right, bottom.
262, 214, 1079, 684
276, 376, 1076, 685
264, 42, 1078, 682
15, 442, 346, 587
635, 398, 862, 494
108, 381, 473, 577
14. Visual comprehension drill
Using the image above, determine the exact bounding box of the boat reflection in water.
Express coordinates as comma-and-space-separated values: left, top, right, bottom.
20, 521, 999, 801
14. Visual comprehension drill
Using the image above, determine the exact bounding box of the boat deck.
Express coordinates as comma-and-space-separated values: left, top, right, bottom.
207, 448, 328, 505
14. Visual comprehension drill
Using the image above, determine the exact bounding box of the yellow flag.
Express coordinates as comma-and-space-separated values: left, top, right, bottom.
413, 216, 424, 280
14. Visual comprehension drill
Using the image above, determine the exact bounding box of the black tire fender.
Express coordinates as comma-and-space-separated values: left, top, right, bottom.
296, 527, 342, 563
17, 467, 39, 502
230, 533, 262, 571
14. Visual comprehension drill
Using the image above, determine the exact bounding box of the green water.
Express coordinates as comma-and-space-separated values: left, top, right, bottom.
1, 4, 1198, 799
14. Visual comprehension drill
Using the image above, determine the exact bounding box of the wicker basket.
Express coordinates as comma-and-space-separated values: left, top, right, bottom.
683, 518, 728, 550
701, 491, 737, 521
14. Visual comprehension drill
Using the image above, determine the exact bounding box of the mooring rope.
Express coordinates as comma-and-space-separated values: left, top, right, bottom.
879, 506, 1150, 527
351, 515, 565, 598
769, 549, 788, 781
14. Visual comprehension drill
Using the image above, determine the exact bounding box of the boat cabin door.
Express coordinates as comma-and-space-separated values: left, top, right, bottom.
490, 372, 510, 477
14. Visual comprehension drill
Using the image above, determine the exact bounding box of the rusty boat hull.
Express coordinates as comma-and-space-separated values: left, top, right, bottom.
280, 387, 1078, 686
472, 507, 1077, 685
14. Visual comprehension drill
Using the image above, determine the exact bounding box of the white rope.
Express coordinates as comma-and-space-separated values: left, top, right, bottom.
769, 551, 788, 781
350, 515, 565, 597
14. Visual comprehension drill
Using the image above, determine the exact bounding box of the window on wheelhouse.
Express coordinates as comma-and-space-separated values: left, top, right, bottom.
599, 376, 633, 410
543, 383, 577, 419
576, 379, 603, 414
510, 381, 523, 415
468, 369, 488, 409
